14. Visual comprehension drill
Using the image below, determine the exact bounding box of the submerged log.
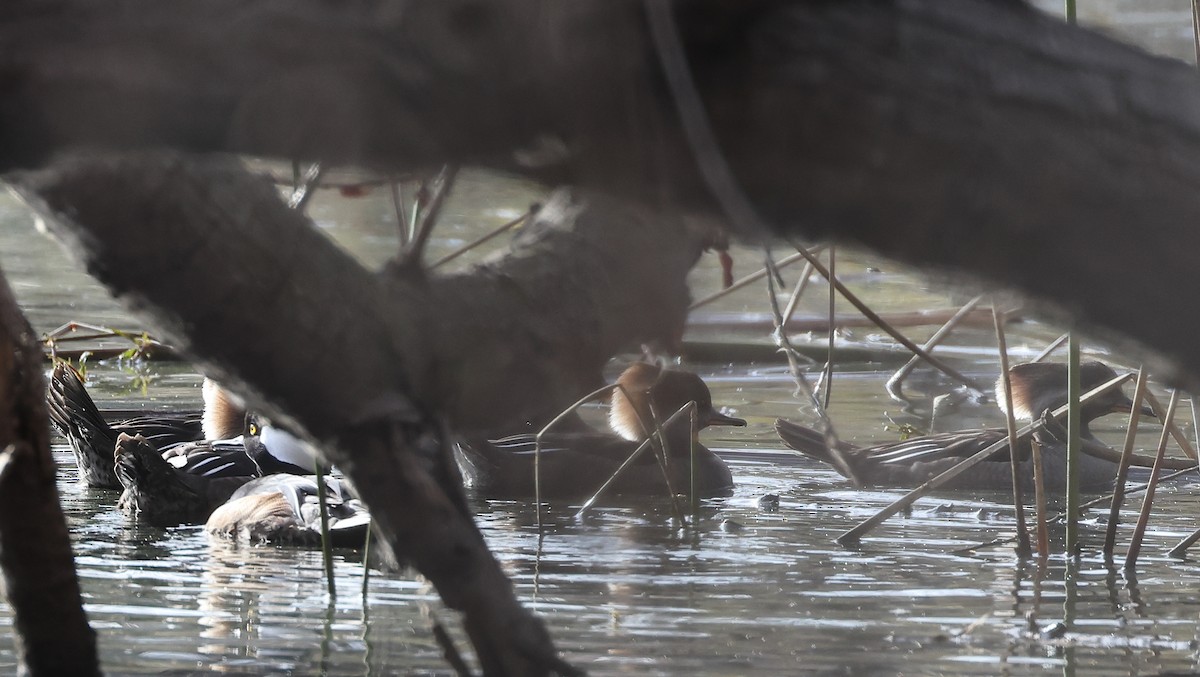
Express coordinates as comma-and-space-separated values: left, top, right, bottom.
0, 271, 99, 676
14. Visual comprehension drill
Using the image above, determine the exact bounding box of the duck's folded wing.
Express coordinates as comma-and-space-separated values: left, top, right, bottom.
483, 432, 651, 461
865, 429, 1017, 465
163, 438, 260, 478
111, 414, 203, 447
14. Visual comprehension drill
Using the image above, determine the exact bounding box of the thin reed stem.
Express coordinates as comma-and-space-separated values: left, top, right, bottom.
314, 464, 336, 598
1103, 368, 1149, 560
1066, 336, 1082, 557
361, 520, 372, 599
1125, 389, 1180, 570
574, 402, 697, 519
1030, 439, 1049, 560
1142, 390, 1197, 459
994, 303, 1031, 557
533, 382, 621, 531
390, 179, 409, 248
820, 246, 835, 409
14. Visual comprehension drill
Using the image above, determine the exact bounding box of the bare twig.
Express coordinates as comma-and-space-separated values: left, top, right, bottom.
1168, 527, 1200, 558
390, 179, 410, 248
287, 162, 324, 211
573, 399, 696, 520
1142, 390, 1197, 459
764, 252, 858, 484
885, 295, 985, 401
780, 260, 818, 328
402, 165, 458, 269
431, 209, 531, 269
788, 238, 987, 394
689, 248, 816, 310
1032, 333, 1070, 363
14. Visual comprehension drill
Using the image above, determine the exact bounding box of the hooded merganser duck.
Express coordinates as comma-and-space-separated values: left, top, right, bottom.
206, 474, 370, 546
776, 361, 1151, 492
114, 433, 255, 526
113, 415, 324, 526
116, 432, 365, 544
456, 362, 747, 499
47, 362, 223, 488
49, 362, 322, 490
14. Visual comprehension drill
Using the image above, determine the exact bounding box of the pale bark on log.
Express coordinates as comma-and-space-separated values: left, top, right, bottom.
0, 272, 99, 676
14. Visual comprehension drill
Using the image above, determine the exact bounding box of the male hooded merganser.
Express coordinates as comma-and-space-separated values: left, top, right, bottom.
47, 362, 216, 488
456, 362, 746, 499
206, 474, 370, 546
776, 361, 1152, 492
49, 363, 321, 490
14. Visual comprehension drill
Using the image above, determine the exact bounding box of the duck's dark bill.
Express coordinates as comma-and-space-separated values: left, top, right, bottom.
708, 411, 747, 427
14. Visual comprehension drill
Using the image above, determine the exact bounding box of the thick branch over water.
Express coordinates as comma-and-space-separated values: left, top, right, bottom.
10, 152, 703, 675
4, 2, 1200, 381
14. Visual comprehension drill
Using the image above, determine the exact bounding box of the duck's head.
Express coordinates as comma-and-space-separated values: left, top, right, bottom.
997, 361, 1149, 422
609, 362, 746, 442
202, 378, 247, 440
245, 413, 323, 475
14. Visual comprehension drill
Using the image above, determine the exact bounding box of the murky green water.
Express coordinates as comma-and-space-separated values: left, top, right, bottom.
4, 3, 1200, 674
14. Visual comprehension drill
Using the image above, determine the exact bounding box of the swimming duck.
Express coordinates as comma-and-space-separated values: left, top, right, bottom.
114, 432, 255, 526
49, 362, 322, 490
456, 362, 746, 499
47, 362, 222, 488
775, 361, 1152, 492
206, 474, 370, 546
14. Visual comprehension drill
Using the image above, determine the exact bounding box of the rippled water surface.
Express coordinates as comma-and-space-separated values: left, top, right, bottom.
4, 3, 1200, 674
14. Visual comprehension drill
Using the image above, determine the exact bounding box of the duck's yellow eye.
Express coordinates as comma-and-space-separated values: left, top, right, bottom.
249, 422, 259, 436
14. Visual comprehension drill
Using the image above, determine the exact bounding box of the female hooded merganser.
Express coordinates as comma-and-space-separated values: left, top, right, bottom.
456, 362, 747, 499
776, 361, 1152, 492
206, 474, 370, 546
116, 432, 367, 545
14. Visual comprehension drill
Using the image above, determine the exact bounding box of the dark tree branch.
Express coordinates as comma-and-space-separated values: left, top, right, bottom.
0, 271, 99, 676
3, 1, 1200, 383
8, 151, 706, 675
